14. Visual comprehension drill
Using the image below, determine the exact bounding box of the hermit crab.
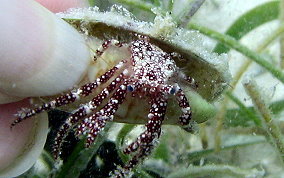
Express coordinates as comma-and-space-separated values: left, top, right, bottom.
11, 6, 230, 177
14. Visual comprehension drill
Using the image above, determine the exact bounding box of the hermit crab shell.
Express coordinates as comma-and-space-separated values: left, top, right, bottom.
56, 6, 231, 125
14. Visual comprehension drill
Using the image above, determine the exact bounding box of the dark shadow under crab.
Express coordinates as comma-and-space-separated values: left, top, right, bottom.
12, 34, 197, 177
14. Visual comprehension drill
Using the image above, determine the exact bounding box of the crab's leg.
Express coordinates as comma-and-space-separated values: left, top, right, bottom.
93, 39, 126, 60
183, 75, 198, 89
53, 73, 125, 158
11, 60, 126, 127
161, 84, 192, 126
177, 71, 198, 89
176, 88, 192, 126
122, 85, 174, 155
168, 53, 198, 89
75, 82, 128, 147
118, 95, 167, 176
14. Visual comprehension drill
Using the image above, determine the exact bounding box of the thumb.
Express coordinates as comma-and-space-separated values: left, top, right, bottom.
0, 0, 90, 177
0, 0, 91, 104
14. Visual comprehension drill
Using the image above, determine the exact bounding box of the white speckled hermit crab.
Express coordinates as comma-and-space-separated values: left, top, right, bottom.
13, 33, 197, 176
12, 7, 229, 177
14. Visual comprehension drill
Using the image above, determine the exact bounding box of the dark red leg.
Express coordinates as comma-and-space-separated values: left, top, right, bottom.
115, 94, 168, 177
93, 39, 127, 60
176, 88, 192, 126
75, 82, 128, 147
11, 60, 126, 127
52, 73, 125, 158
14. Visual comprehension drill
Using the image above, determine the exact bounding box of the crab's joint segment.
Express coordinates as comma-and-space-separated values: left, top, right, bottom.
185, 76, 198, 89
176, 89, 192, 125
93, 39, 126, 61
84, 84, 127, 147
53, 73, 126, 158
11, 60, 126, 128
118, 95, 168, 176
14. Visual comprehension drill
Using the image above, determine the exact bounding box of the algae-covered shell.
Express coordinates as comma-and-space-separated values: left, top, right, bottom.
56, 6, 231, 124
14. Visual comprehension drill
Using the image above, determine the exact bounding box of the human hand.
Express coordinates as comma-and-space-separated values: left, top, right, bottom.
0, 0, 90, 177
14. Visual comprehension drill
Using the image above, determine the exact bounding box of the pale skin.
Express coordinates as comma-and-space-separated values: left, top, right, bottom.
0, 0, 88, 174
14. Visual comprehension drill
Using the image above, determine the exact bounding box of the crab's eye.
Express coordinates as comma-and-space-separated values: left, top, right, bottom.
127, 85, 135, 92
169, 88, 176, 95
